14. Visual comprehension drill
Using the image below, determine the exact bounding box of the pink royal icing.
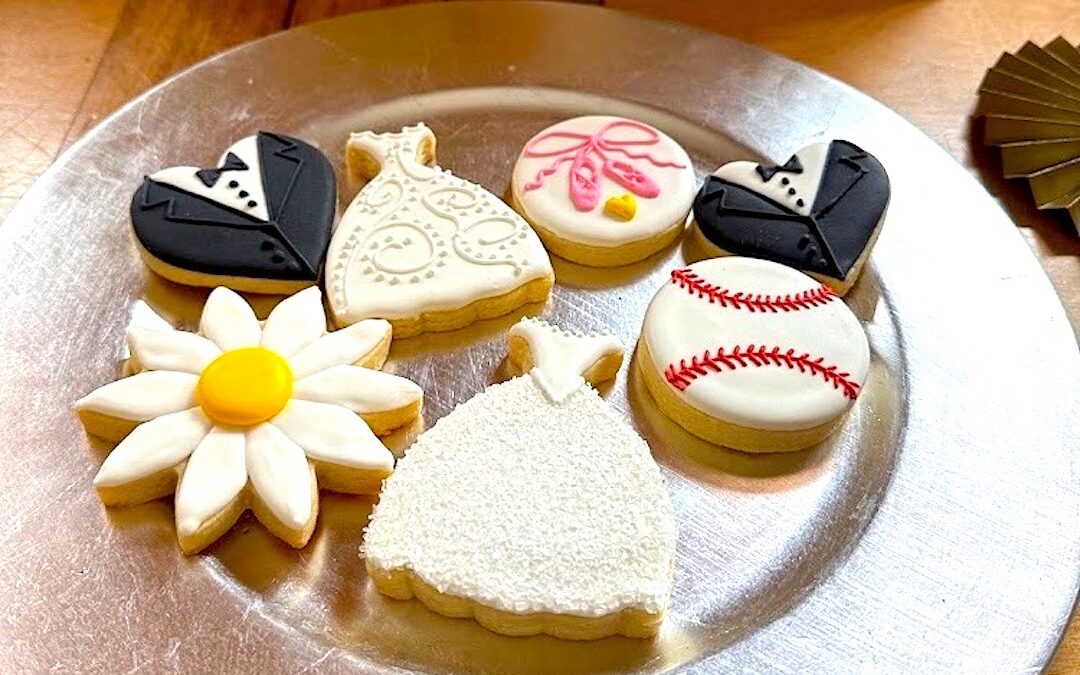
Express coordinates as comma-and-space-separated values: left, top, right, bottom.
522, 120, 687, 212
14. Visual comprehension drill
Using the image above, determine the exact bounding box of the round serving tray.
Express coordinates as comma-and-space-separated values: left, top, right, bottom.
0, 3, 1076, 673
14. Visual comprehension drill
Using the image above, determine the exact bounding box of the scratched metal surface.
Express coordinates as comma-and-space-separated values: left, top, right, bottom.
0, 2, 1077, 673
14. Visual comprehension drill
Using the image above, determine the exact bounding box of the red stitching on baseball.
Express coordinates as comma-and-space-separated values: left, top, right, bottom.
670, 268, 835, 312
663, 345, 860, 400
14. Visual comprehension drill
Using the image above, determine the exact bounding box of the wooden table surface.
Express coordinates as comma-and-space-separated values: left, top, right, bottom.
1, 0, 1076, 670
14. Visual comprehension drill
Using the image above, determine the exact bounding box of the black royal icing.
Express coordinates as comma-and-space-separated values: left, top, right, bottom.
693, 140, 890, 281
131, 132, 336, 283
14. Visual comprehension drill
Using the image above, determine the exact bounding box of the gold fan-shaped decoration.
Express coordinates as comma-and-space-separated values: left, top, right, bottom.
977, 36, 1080, 234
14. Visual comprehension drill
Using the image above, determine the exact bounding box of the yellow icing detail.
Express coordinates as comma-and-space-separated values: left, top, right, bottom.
197, 348, 293, 427
603, 194, 637, 221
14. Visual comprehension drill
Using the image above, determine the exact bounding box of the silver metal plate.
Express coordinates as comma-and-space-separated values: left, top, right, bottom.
0, 3, 1077, 673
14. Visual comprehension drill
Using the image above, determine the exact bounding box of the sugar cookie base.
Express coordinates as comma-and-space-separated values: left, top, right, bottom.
136, 241, 316, 296
367, 563, 663, 640
689, 210, 887, 296
636, 340, 844, 453
510, 192, 685, 267
369, 274, 554, 339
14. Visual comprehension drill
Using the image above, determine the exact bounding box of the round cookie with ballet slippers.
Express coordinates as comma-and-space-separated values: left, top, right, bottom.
511, 115, 696, 267
637, 257, 870, 452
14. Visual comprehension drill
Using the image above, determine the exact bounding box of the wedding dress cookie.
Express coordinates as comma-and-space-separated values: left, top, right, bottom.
511, 116, 696, 266
637, 257, 870, 452
364, 318, 676, 640
692, 140, 890, 295
325, 124, 554, 337
131, 132, 336, 294
76, 287, 422, 554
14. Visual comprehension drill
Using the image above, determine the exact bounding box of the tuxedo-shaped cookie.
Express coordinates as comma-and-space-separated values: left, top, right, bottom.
131, 132, 336, 294
693, 140, 889, 295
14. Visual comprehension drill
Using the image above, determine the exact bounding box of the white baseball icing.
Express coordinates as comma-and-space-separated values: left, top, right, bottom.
150, 135, 271, 221
641, 257, 869, 431
508, 317, 623, 402
511, 115, 696, 247
363, 374, 676, 619
78, 287, 419, 549
325, 123, 553, 327
710, 142, 830, 217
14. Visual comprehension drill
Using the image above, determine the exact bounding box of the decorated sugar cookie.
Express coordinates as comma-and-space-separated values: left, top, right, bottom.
325, 124, 554, 337
131, 132, 337, 294
692, 140, 890, 295
637, 257, 870, 452
511, 115, 697, 266
364, 318, 676, 640
75, 287, 422, 554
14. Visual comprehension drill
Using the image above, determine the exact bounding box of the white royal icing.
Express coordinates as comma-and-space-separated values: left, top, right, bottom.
93, 408, 211, 488
79, 287, 420, 548
511, 115, 696, 247
508, 317, 623, 403
127, 327, 221, 374
175, 427, 248, 537
287, 319, 391, 380
710, 142, 830, 217
246, 423, 313, 530
363, 374, 676, 619
325, 123, 553, 326
641, 257, 869, 431
150, 135, 271, 221
292, 365, 422, 415
75, 370, 198, 421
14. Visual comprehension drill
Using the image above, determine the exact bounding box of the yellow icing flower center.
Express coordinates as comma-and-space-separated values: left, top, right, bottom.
197, 347, 293, 427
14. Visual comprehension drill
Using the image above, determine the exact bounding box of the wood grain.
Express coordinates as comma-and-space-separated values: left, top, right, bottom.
60, 0, 293, 149
0, 0, 126, 218
0, 2, 1076, 669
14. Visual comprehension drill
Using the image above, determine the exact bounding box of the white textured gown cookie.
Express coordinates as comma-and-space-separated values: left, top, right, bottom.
75, 287, 422, 554
637, 257, 870, 452
325, 123, 554, 337
363, 318, 676, 640
511, 115, 696, 266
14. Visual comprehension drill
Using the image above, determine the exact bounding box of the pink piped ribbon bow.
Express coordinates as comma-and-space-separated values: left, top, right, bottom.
522, 120, 685, 212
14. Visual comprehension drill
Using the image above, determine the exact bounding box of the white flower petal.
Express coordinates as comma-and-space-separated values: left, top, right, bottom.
246, 423, 313, 530
288, 319, 392, 379
76, 371, 198, 421
175, 427, 247, 537
293, 365, 421, 414
94, 408, 211, 487
127, 326, 222, 374
260, 287, 326, 358
200, 287, 261, 351
271, 399, 393, 471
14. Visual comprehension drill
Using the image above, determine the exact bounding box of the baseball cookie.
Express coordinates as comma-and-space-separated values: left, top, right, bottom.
692, 140, 890, 295
364, 318, 676, 640
637, 257, 870, 452
131, 132, 336, 294
511, 115, 696, 266
76, 286, 422, 554
325, 123, 554, 337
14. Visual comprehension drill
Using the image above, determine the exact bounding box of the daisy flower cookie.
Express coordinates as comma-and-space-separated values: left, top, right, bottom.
75, 287, 422, 554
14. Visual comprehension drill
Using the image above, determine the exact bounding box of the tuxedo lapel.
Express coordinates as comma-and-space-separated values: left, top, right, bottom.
809, 142, 871, 219
256, 132, 303, 223
140, 178, 263, 228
